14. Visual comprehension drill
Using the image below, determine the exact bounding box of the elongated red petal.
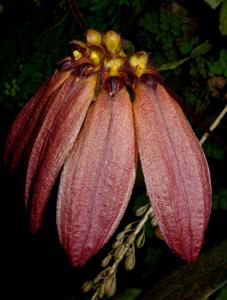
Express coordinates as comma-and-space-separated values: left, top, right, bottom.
29, 75, 97, 233
4, 71, 70, 170
57, 87, 136, 266
133, 82, 211, 261
25, 75, 75, 204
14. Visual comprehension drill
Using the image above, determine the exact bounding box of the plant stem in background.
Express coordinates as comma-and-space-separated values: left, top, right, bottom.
200, 103, 227, 146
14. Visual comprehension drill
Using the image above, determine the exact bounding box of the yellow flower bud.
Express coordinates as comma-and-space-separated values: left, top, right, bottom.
136, 231, 145, 248
114, 244, 125, 260
72, 50, 82, 60
104, 58, 124, 76
101, 253, 112, 267
104, 274, 116, 297
90, 50, 101, 65
82, 280, 93, 293
87, 29, 102, 45
103, 30, 121, 55
129, 52, 149, 77
124, 251, 136, 271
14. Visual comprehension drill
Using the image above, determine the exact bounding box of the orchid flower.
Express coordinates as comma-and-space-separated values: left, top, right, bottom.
4, 30, 212, 266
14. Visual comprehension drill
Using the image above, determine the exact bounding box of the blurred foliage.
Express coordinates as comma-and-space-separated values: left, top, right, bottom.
204, 0, 223, 9
215, 286, 227, 300
1, 1, 227, 299
111, 288, 142, 300
204, 140, 225, 159
203, 0, 227, 35
213, 188, 227, 210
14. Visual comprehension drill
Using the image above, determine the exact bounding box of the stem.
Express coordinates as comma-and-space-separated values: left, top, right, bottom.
68, 0, 87, 33
48, 11, 69, 32
200, 104, 227, 146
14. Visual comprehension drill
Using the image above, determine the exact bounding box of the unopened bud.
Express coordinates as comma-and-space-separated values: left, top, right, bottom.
124, 223, 133, 231
101, 254, 112, 268
91, 291, 99, 300
112, 239, 123, 249
151, 216, 158, 227
103, 31, 121, 55
135, 205, 148, 217
87, 29, 102, 45
82, 280, 93, 293
136, 231, 145, 248
93, 272, 104, 284
116, 231, 125, 241
124, 251, 136, 271
104, 274, 116, 297
125, 246, 134, 257
98, 282, 105, 298
114, 244, 125, 260
126, 234, 135, 245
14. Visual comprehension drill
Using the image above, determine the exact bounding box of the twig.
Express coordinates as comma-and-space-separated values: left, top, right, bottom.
68, 0, 87, 34
200, 103, 227, 146
48, 10, 69, 32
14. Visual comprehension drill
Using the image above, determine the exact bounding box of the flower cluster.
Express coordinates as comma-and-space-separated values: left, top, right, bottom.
4, 29, 212, 266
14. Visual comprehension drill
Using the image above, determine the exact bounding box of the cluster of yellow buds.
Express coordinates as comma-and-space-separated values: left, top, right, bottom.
57, 29, 159, 96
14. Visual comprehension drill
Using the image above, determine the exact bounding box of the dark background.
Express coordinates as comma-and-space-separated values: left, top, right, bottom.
1, 1, 227, 299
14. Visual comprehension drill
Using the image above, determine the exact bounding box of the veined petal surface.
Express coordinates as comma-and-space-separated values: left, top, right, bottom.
29, 75, 97, 233
25, 75, 75, 204
133, 83, 211, 261
4, 71, 70, 170
57, 87, 136, 266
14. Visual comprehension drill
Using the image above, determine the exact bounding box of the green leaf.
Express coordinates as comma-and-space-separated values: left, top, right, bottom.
213, 188, 227, 210
145, 222, 155, 238
139, 13, 159, 34
158, 57, 189, 71
0, 4, 4, 13
112, 288, 142, 300
204, 0, 223, 9
180, 42, 193, 54
145, 246, 162, 266
204, 142, 224, 159
191, 41, 212, 57
219, 0, 227, 35
215, 286, 227, 300
132, 194, 149, 213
